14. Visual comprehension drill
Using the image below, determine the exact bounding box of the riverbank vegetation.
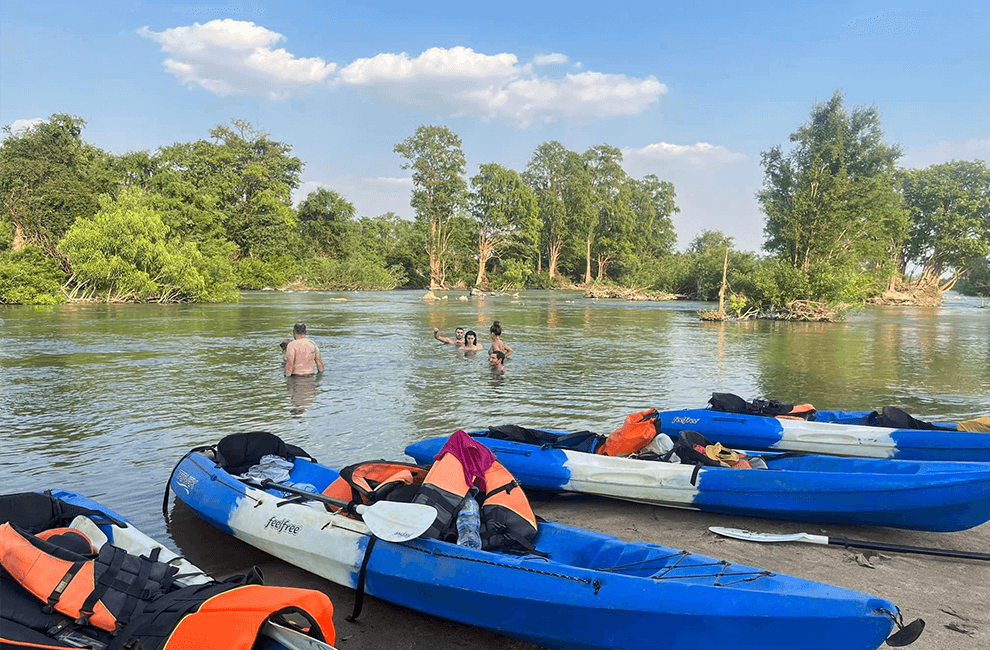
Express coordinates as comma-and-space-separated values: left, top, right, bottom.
1, 91, 987, 306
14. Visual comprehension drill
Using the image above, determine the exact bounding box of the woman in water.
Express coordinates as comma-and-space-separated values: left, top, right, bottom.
488, 321, 514, 356
459, 330, 485, 352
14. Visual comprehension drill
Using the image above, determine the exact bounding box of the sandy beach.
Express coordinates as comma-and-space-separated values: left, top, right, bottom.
201, 495, 988, 650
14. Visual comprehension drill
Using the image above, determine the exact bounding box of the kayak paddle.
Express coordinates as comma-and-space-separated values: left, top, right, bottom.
259, 479, 437, 543
709, 526, 990, 561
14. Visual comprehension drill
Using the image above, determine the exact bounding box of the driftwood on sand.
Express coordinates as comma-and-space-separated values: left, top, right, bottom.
868, 276, 944, 307
584, 286, 682, 301
701, 300, 849, 322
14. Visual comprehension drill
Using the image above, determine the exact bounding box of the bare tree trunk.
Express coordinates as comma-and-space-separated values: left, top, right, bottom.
716, 246, 729, 316
476, 237, 492, 288
548, 241, 563, 279
584, 238, 593, 284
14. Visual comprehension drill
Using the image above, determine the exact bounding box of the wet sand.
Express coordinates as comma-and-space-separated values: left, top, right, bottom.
177, 496, 988, 650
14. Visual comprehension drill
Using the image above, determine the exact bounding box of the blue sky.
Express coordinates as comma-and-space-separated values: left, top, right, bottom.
2, 1, 987, 253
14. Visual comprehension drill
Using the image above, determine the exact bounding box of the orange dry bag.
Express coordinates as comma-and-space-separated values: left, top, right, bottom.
596, 409, 660, 457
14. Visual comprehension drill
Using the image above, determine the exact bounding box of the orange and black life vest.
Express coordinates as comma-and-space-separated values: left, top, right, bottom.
0, 520, 336, 650
412, 453, 538, 552
322, 461, 430, 508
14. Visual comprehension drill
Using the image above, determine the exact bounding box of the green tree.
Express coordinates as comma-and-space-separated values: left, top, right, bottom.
58, 189, 237, 302
583, 145, 633, 282
898, 159, 990, 292
685, 230, 736, 300
394, 126, 467, 289
468, 163, 538, 288
0, 245, 66, 304
356, 213, 427, 288
524, 141, 571, 280
297, 187, 356, 258
758, 91, 907, 283
629, 175, 678, 257
619, 175, 679, 287
0, 114, 117, 260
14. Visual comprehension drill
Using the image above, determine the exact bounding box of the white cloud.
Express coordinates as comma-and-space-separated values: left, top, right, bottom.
622, 142, 748, 166
137, 19, 336, 99
6, 118, 45, 134
337, 46, 519, 85
138, 22, 665, 123
338, 47, 665, 125
901, 137, 990, 168
533, 53, 568, 65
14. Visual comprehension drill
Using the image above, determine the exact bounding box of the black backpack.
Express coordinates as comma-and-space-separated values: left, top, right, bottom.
874, 407, 939, 430
484, 425, 604, 453
709, 392, 809, 418
214, 431, 313, 475
670, 430, 723, 467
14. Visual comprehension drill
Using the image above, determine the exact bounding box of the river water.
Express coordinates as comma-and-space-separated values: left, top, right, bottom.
2, 289, 988, 559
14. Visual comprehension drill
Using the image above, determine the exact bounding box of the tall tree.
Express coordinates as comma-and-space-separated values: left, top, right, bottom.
629, 174, 679, 258
394, 126, 467, 289
0, 114, 117, 261
898, 159, 990, 292
297, 187, 356, 259
583, 144, 632, 282
757, 91, 907, 278
205, 121, 302, 260
563, 151, 595, 283
468, 163, 538, 287
524, 141, 570, 279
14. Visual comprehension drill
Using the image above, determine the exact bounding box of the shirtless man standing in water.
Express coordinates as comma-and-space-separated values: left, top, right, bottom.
285, 323, 324, 376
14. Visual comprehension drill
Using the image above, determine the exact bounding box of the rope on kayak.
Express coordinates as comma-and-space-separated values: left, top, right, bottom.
593, 550, 774, 586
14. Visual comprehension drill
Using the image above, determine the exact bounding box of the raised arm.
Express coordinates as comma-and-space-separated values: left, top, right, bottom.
433, 328, 456, 344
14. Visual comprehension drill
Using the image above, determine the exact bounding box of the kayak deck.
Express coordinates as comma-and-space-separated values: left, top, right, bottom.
404, 433, 990, 531
170, 448, 906, 650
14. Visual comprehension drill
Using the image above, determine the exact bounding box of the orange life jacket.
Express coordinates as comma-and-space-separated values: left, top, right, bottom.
776, 403, 816, 420
0, 522, 336, 650
412, 453, 538, 552
322, 461, 430, 509
161, 584, 334, 650
597, 409, 660, 456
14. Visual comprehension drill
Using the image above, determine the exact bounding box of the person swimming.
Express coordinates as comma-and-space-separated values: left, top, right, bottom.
488, 321, 513, 356
459, 330, 484, 351
489, 349, 506, 372
434, 327, 465, 345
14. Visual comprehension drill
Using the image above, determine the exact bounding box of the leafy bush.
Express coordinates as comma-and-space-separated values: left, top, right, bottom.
299, 255, 405, 290
58, 189, 237, 302
487, 258, 531, 290
0, 219, 14, 252
235, 255, 297, 290
748, 259, 812, 308
0, 245, 67, 304
807, 263, 882, 304
526, 271, 559, 289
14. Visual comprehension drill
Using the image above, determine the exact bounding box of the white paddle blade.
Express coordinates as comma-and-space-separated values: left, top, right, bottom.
709, 526, 828, 545
355, 502, 437, 543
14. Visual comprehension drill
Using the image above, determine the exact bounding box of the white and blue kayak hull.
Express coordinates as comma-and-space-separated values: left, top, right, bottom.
656, 409, 989, 462
404, 435, 990, 532
169, 450, 905, 650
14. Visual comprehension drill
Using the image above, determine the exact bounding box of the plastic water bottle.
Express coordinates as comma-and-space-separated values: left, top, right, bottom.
456, 490, 482, 549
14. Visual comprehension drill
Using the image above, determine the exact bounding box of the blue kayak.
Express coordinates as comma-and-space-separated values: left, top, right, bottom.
656, 408, 989, 462
405, 433, 990, 532
0, 489, 338, 650
167, 439, 919, 650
